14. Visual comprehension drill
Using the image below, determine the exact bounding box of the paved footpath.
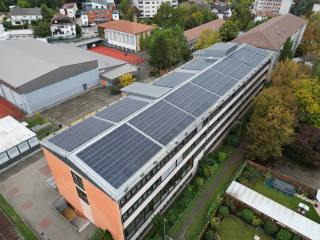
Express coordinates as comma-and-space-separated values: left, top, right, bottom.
172, 140, 247, 240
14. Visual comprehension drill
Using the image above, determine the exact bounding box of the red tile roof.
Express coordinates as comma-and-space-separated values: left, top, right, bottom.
89, 46, 144, 65
98, 20, 155, 35
62, 3, 77, 9
233, 14, 307, 51
184, 19, 225, 42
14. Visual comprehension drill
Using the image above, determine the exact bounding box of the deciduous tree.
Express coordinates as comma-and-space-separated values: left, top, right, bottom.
32, 21, 51, 37
119, 73, 135, 88
195, 29, 221, 50
17, 0, 31, 8
279, 38, 294, 61
219, 20, 239, 41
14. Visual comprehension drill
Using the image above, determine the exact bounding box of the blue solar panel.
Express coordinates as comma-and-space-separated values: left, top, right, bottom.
129, 100, 195, 145
192, 68, 238, 96
154, 72, 194, 88
165, 83, 219, 117
212, 57, 253, 80
49, 117, 113, 152
77, 124, 162, 189
229, 47, 267, 67
182, 59, 216, 71
96, 97, 148, 122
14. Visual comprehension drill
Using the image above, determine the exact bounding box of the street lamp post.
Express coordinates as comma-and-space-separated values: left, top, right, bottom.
163, 218, 167, 240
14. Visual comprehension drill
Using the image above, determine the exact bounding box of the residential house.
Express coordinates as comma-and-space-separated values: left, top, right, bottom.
9, 7, 42, 25
50, 14, 76, 39
132, 0, 178, 18
233, 14, 307, 68
41, 42, 274, 240
59, 2, 78, 19
184, 19, 225, 50
211, 2, 232, 20
98, 20, 155, 52
82, 0, 115, 23
252, 0, 293, 21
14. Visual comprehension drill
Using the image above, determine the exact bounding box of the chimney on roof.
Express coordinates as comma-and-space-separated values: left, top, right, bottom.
133, 13, 138, 23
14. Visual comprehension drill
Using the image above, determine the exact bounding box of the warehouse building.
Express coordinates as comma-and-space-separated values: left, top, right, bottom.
0, 40, 99, 114
0, 116, 39, 170
41, 42, 274, 240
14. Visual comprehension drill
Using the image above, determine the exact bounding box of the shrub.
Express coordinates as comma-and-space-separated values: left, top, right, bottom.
204, 165, 217, 178
204, 230, 215, 240
194, 177, 205, 188
226, 134, 240, 147
210, 217, 221, 232
276, 229, 292, 240
291, 235, 301, 240
251, 216, 262, 227
218, 206, 229, 218
264, 220, 278, 236
218, 151, 227, 162
110, 85, 121, 95
241, 208, 254, 224
237, 165, 260, 187
224, 198, 237, 214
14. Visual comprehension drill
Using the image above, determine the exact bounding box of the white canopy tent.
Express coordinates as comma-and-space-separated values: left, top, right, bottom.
226, 181, 320, 240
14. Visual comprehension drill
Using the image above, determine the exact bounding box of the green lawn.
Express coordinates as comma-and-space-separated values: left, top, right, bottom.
0, 194, 37, 240
219, 216, 273, 240
169, 145, 243, 240
251, 177, 320, 224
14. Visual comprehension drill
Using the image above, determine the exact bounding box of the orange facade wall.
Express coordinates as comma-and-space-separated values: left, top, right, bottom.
43, 148, 124, 240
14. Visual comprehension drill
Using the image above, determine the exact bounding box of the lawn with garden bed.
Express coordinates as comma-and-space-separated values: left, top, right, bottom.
0, 194, 37, 240
238, 165, 320, 224
218, 215, 272, 240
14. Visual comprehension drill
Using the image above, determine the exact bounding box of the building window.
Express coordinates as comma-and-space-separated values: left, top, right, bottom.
76, 186, 89, 204
0, 152, 9, 165
71, 171, 85, 190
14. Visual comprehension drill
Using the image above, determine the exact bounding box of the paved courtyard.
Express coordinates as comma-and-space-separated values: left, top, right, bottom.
40, 87, 122, 126
0, 151, 95, 240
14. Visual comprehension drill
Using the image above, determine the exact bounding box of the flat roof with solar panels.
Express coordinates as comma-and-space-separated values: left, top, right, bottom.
41, 43, 273, 200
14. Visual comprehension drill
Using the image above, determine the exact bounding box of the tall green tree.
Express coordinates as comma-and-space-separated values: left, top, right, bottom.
0, 0, 7, 12
279, 38, 294, 61
195, 29, 221, 50
17, 0, 31, 8
219, 20, 239, 41
231, 0, 254, 31
292, 78, 320, 128
145, 27, 190, 70
40, 3, 53, 22
153, 2, 174, 28
32, 21, 51, 37
246, 87, 297, 161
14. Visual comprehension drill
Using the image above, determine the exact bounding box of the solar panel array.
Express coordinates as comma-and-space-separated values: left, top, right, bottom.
96, 97, 148, 122
192, 69, 238, 96
182, 59, 216, 71
165, 83, 220, 117
212, 57, 253, 80
49, 117, 113, 152
129, 100, 195, 145
77, 124, 162, 189
229, 47, 267, 67
242, 44, 270, 57
154, 72, 195, 88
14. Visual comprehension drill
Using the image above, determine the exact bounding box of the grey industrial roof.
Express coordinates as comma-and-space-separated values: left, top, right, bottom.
42, 43, 273, 200
121, 82, 171, 100
0, 40, 98, 93
10, 7, 41, 16
153, 72, 195, 88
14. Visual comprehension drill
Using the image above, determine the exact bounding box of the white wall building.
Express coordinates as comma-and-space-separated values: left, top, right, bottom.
59, 2, 78, 19
312, 3, 320, 13
99, 20, 155, 52
82, 0, 115, 9
253, 0, 293, 21
50, 14, 76, 39
0, 116, 39, 170
133, 0, 178, 18
9, 7, 42, 25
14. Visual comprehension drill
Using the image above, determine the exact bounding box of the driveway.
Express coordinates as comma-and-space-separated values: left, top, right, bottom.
0, 151, 95, 240
40, 87, 122, 126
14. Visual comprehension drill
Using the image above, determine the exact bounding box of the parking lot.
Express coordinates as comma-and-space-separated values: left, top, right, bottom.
40, 87, 122, 126
0, 151, 95, 240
